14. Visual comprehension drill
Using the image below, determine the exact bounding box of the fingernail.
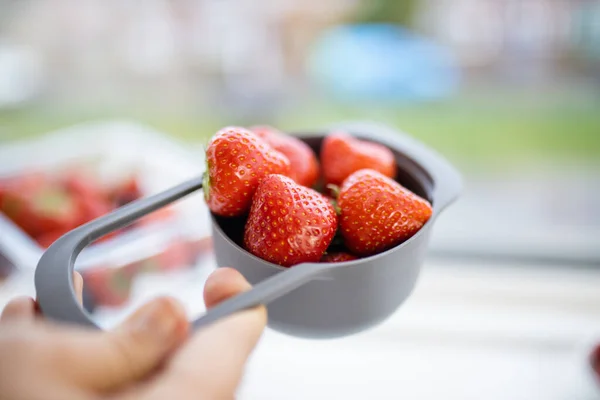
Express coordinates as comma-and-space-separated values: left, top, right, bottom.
129, 298, 185, 342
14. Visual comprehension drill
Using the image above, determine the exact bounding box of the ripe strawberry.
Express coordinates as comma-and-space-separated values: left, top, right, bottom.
73, 194, 112, 224
244, 174, 337, 267
191, 236, 213, 256
1, 185, 80, 237
0, 172, 46, 204
36, 229, 66, 248
204, 127, 291, 217
62, 170, 105, 201
82, 266, 132, 307
320, 252, 358, 263
338, 169, 432, 256
29, 187, 81, 233
111, 176, 142, 206
137, 206, 176, 227
321, 132, 397, 186
251, 125, 320, 188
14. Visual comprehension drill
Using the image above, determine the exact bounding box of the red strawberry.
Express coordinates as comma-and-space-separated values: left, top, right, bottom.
244, 174, 337, 267
29, 187, 81, 233
204, 127, 291, 217
321, 132, 396, 186
82, 266, 132, 307
62, 170, 104, 201
191, 236, 213, 256
137, 206, 176, 227
2, 185, 80, 237
338, 169, 432, 256
153, 240, 193, 271
73, 194, 112, 224
0, 172, 46, 204
35, 229, 67, 248
251, 125, 320, 188
320, 252, 358, 263
111, 176, 142, 206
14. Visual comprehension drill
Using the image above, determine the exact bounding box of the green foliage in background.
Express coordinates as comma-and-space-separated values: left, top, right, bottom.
352, 0, 418, 27
0, 91, 599, 169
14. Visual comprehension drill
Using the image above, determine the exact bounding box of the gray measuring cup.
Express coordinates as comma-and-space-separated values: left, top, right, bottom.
34, 124, 461, 339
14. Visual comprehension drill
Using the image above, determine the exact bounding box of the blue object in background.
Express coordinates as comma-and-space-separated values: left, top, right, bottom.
307, 24, 460, 103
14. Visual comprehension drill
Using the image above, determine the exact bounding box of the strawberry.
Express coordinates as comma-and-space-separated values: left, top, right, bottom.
1, 185, 80, 237
137, 206, 176, 227
29, 187, 81, 233
251, 125, 320, 188
204, 127, 291, 217
244, 174, 337, 267
111, 176, 143, 206
73, 194, 112, 224
35, 229, 67, 248
320, 252, 358, 263
337, 169, 432, 256
148, 240, 193, 272
191, 236, 213, 256
62, 170, 105, 201
0, 172, 46, 204
82, 266, 132, 307
321, 132, 397, 186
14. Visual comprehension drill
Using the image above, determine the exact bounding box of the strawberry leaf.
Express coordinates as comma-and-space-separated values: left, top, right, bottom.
32, 188, 73, 217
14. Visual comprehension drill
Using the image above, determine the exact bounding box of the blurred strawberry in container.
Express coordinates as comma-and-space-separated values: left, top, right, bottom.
0, 122, 213, 320
0, 167, 166, 248
1, 165, 214, 309
2, 184, 80, 238
110, 176, 143, 207
82, 265, 134, 308
82, 236, 214, 309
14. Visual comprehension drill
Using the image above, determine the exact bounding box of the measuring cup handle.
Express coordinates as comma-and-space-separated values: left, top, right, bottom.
34, 176, 205, 328
34, 172, 329, 331
192, 263, 330, 330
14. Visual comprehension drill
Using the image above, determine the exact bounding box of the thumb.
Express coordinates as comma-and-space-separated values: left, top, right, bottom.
147, 268, 267, 400
55, 296, 189, 392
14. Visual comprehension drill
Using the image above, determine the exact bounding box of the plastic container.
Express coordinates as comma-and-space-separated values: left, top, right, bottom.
0, 121, 213, 310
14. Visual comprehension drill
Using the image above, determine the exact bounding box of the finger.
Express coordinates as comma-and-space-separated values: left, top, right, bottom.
203, 267, 253, 308
73, 271, 84, 306
148, 268, 267, 399
0, 296, 37, 323
54, 296, 190, 392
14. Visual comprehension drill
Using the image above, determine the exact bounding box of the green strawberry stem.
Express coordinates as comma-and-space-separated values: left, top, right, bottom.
326, 184, 340, 199
325, 184, 342, 215
330, 199, 341, 215
202, 165, 210, 202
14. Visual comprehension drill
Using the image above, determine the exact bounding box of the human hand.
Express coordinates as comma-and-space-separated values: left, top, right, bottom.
0, 267, 267, 400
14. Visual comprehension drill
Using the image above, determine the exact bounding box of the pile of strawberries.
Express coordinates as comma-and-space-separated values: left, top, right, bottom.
0, 170, 172, 248
204, 126, 433, 267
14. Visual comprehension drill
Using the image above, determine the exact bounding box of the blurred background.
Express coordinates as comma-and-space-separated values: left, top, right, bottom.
0, 0, 599, 262
0, 0, 599, 399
